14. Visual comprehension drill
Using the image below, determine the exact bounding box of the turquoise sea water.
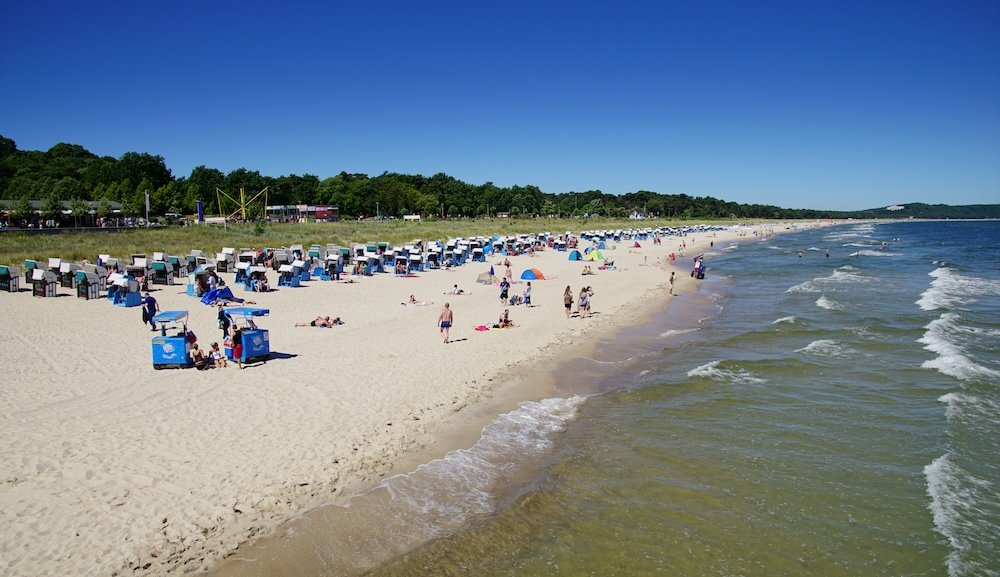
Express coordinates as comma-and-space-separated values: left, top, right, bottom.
218, 221, 1000, 577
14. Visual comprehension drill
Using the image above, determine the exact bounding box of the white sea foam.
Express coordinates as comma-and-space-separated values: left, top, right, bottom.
916, 267, 1000, 311
918, 314, 1000, 382
824, 224, 877, 242
382, 396, 585, 521
687, 360, 765, 384
787, 268, 869, 294
772, 316, 796, 325
795, 339, 853, 357
924, 454, 997, 577
937, 392, 1000, 427
841, 242, 873, 247
849, 250, 899, 257
766, 245, 782, 250
816, 295, 845, 311
659, 328, 700, 338
838, 265, 857, 271
723, 244, 738, 251
807, 247, 823, 251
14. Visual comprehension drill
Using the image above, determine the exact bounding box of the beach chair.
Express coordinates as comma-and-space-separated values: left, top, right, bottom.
85, 263, 107, 289
126, 257, 149, 280
74, 269, 100, 299
31, 268, 58, 297
294, 258, 311, 282
0, 265, 21, 292
245, 266, 268, 292
167, 256, 188, 279
108, 274, 141, 307
58, 262, 81, 288
150, 260, 174, 285
278, 264, 300, 287
216, 248, 236, 272
234, 261, 250, 284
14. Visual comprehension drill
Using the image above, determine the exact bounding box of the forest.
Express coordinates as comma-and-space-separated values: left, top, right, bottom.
2, 135, 996, 223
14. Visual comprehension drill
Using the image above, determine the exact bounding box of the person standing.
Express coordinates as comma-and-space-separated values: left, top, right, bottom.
217, 304, 230, 338
438, 302, 453, 344
142, 292, 159, 331
523, 281, 532, 306
564, 286, 573, 318
499, 278, 510, 305
669, 271, 675, 295
231, 325, 244, 369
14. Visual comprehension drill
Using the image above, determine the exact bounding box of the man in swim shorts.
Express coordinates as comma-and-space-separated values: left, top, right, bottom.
438, 302, 453, 343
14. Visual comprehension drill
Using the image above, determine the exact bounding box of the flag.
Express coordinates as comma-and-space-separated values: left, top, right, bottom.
489, 265, 495, 276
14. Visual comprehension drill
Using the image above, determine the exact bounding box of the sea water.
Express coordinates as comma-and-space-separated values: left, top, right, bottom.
218, 221, 1000, 577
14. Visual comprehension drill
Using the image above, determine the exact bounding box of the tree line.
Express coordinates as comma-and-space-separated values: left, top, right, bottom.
0, 134, 866, 222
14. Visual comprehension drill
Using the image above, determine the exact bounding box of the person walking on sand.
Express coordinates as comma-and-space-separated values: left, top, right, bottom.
564, 286, 573, 318
669, 271, 675, 295
142, 292, 159, 331
438, 302, 454, 343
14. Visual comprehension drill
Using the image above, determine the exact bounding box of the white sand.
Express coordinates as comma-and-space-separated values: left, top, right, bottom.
0, 224, 806, 576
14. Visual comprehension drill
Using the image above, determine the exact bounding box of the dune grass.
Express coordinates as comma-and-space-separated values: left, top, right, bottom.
0, 217, 743, 264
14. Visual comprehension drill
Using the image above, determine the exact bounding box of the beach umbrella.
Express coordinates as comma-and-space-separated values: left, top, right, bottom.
520, 268, 545, 280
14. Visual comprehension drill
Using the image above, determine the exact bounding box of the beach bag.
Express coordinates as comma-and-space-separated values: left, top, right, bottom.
142, 308, 149, 323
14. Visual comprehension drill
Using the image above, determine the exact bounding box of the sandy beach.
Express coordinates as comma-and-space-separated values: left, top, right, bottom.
0, 224, 803, 576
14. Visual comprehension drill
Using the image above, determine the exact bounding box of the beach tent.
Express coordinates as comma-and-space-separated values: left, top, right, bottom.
597, 240, 607, 249
568, 249, 583, 261
633, 241, 642, 248
476, 272, 499, 284
200, 286, 245, 305
520, 268, 545, 280
585, 249, 604, 261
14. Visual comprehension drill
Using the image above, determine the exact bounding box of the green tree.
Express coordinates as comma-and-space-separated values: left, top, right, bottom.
54, 176, 86, 201
10, 196, 33, 225
96, 198, 114, 220
42, 193, 63, 223
186, 165, 225, 214
69, 197, 89, 227
117, 152, 172, 190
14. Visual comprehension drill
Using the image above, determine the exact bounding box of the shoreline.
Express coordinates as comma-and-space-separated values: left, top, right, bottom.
208, 275, 707, 577
0, 222, 825, 577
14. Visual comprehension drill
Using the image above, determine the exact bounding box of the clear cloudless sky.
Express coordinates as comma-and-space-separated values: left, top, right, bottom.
1, 0, 998, 210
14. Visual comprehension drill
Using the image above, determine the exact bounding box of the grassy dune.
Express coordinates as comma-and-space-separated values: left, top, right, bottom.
0, 217, 739, 264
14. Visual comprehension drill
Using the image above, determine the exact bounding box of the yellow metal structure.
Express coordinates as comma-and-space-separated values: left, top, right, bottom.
215, 187, 268, 221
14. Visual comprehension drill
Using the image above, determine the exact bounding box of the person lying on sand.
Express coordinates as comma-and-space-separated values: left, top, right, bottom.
296, 316, 343, 327
402, 294, 432, 306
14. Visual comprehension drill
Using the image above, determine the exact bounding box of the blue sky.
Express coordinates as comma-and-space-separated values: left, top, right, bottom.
2, 1, 997, 210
